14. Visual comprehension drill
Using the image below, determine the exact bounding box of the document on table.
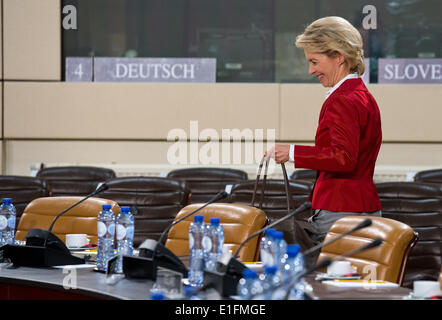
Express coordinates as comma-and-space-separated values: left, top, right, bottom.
323, 279, 399, 288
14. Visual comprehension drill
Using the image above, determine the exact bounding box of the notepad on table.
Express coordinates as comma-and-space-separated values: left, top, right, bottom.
323, 279, 399, 288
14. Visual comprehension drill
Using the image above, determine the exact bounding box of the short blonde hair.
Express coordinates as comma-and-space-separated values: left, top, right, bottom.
295, 16, 365, 75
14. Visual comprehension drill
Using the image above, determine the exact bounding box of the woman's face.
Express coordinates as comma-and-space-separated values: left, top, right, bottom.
304, 50, 347, 87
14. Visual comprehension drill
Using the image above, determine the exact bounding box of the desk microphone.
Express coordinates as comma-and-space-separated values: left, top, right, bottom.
2, 183, 109, 267
302, 218, 373, 257
202, 202, 312, 297
232, 201, 312, 260
248, 237, 382, 300
125, 190, 228, 279
26, 183, 110, 252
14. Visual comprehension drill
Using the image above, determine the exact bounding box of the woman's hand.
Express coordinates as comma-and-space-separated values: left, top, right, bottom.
265, 144, 290, 164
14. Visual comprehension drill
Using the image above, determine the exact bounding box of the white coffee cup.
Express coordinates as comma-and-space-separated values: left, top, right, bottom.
413, 281, 441, 298
327, 261, 352, 276
66, 234, 89, 248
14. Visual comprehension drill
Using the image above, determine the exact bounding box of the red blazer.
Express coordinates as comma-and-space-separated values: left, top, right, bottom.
294, 78, 382, 212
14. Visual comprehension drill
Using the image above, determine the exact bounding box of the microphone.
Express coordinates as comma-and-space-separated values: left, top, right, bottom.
302, 218, 372, 256
123, 190, 229, 280
26, 183, 110, 251
232, 201, 312, 259
249, 237, 382, 300
202, 202, 312, 297
157, 190, 228, 247
2, 183, 109, 267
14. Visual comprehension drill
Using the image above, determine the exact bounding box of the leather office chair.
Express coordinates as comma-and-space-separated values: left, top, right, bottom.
165, 203, 267, 262
229, 179, 313, 244
99, 176, 190, 247
414, 169, 442, 184
15, 196, 120, 245
167, 167, 248, 203
317, 216, 418, 286
289, 169, 317, 183
0, 176, 48, 222
376, 182, 442, 288
36, 166, 116, 197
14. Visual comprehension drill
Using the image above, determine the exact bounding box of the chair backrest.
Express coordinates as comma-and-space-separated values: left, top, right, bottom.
165, 203, 267, 262
229, 179, 313, 244
318, 216, 418, 285
167, 167, 248, 203
0, 176, 48, 221
36, 166, 116, 197
15, 196, 120, 245
376, 181, 442, 288
289, 169, 317, 182
99, 177, 190, 247
414, 169, 442, 184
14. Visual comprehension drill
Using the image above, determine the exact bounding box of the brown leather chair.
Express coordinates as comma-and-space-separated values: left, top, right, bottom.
15, 196, 120, 245
99, 176, 190, 247
36, 166, 116, 197
165, 203, 267, 262
167, 167, 248, 203
289, 169, 317, 183
317, 216, 418, 286
376, 182, 442, 288
229, 179, 313, 244
0, 176, 48, 222
414, 169, 442, 184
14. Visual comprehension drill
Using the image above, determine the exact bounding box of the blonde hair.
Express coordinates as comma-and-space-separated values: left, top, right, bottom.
295, 16, 365, 75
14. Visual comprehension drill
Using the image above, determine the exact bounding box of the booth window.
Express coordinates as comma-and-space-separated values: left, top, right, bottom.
62, 0, 442, 83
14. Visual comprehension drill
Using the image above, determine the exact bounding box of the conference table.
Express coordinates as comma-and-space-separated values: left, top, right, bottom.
0, 260, 413, 300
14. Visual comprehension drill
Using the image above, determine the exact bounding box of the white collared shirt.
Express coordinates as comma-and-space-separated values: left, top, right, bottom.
289, 73, 359, 162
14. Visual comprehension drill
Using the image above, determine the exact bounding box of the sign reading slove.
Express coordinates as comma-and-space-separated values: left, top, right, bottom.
378, 59, 442, 84
94, 57, 216, 83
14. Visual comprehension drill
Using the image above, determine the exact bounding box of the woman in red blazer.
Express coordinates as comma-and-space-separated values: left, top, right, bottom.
268, 16, 382, 243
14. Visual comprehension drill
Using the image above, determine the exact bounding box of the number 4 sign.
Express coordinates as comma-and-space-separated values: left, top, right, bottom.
66, 57, 93, 82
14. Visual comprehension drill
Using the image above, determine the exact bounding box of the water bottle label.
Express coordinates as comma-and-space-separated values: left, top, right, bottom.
126, 226, 134, 239
0, 216, 7, 230
202, 235, 212, 252
97, 221, 107, 237
189, 233, 194, 250
116, 224, 126, 240
108, 223, 115, 236
7, 217, 15, 229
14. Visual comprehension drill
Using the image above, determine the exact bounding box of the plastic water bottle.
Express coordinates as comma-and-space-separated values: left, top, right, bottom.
281, 244, 305, 300
96, 204, 115, 271
271, 231, 287, 272
260, 228, 275, 267
115, 206, 134, 273
188, 215, 206, 287
203, 217, 224, 272
260, 266, 283, 300
237, 269, 263, 300
0, 198, 16, 246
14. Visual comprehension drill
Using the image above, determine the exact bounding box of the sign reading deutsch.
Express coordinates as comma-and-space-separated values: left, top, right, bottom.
94, 57, 216, 83
378, 59, 442, 84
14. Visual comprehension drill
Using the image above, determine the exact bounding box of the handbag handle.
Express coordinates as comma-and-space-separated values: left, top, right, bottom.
251, 155, 294, 214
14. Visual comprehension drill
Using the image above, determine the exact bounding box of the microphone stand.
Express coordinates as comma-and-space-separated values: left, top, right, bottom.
123, 190, 228, 280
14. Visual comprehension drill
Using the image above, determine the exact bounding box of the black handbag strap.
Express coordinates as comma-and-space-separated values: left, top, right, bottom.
251, 155, 294, 214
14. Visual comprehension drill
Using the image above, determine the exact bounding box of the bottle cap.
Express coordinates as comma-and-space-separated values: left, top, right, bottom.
151, 292, 165, 300
243, 269, 258, 279
102, 204, 112, 210
265, 229, 275, 237
210, 217, 220, 225
194, 215, 204, 222
2, 198, 12, 205
274, 231, 283, 239
121, 206, 131, 213
286, 244, 301, 257
264, 266, 277, 275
